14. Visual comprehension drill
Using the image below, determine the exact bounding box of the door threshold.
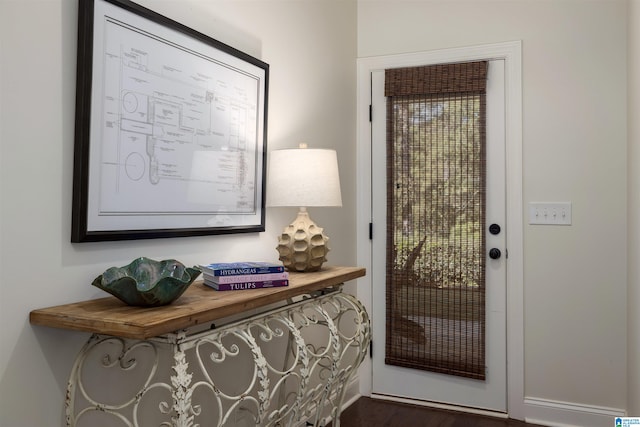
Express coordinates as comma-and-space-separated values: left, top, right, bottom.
370, 393, 509, 419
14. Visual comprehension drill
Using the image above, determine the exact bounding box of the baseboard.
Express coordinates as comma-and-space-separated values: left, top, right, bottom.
524, 397, 626, 427
340, 376, 362, 410
364, 393, 627, 427
369, 393, 509, 419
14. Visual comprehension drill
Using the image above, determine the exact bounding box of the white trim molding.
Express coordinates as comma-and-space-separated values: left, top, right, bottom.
371, 393, 509, 419
524, 397, 626, 427
356, 40, 524, 419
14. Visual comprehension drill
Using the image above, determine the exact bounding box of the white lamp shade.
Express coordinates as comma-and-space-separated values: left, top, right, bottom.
267, 148, 342, 207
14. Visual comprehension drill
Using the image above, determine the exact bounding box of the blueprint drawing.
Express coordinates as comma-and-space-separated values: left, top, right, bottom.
93, 16, 262, 217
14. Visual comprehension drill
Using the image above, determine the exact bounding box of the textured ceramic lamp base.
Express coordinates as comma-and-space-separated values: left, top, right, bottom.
276, 208, 329, 272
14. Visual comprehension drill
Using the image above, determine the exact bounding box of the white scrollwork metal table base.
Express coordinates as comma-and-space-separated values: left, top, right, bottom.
30, 267, 369, 427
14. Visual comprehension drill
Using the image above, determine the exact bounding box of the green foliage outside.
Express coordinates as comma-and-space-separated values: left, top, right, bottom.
390, 95, 484, 291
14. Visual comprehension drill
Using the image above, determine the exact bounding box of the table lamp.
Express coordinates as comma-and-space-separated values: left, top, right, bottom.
267, 144, 342, 272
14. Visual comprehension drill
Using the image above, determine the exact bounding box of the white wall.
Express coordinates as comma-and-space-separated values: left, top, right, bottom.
358, 0, 629, 424
0, 0, 357, 425
628, 0, 640, 417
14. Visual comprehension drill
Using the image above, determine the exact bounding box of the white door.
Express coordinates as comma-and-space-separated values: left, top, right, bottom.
370, 59, 507, 412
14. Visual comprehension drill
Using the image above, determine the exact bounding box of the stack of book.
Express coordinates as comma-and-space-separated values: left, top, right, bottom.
199, 262, 289, 291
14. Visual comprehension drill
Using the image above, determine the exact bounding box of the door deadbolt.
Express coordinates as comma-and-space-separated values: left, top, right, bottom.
489, 224, 501, 235
489, 248, 501, 259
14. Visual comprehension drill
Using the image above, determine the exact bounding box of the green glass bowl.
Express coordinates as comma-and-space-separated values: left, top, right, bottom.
92, 257, 202, 307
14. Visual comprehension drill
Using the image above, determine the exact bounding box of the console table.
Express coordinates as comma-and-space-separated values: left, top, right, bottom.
30, 266, 368, 427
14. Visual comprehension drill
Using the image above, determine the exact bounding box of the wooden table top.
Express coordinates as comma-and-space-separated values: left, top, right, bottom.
29, 266, 366, 340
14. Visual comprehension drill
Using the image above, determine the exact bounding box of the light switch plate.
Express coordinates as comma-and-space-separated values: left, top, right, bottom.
528, 202, 572, 225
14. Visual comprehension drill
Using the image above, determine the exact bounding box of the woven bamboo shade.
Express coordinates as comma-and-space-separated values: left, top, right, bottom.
384, 61, 488, 380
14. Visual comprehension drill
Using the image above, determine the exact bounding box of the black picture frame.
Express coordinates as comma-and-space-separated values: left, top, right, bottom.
71, 0, 269, 242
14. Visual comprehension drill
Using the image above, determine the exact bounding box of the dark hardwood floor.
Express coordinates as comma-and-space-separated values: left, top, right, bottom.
329, 397, 546, 427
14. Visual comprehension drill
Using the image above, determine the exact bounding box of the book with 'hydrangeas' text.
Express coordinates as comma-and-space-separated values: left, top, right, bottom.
199, 262, 285, 277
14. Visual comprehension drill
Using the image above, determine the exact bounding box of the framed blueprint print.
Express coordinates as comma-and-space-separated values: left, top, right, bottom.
71, 0, 269, 242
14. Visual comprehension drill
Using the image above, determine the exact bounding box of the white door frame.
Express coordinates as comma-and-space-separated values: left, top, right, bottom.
355, 41, 524, 419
